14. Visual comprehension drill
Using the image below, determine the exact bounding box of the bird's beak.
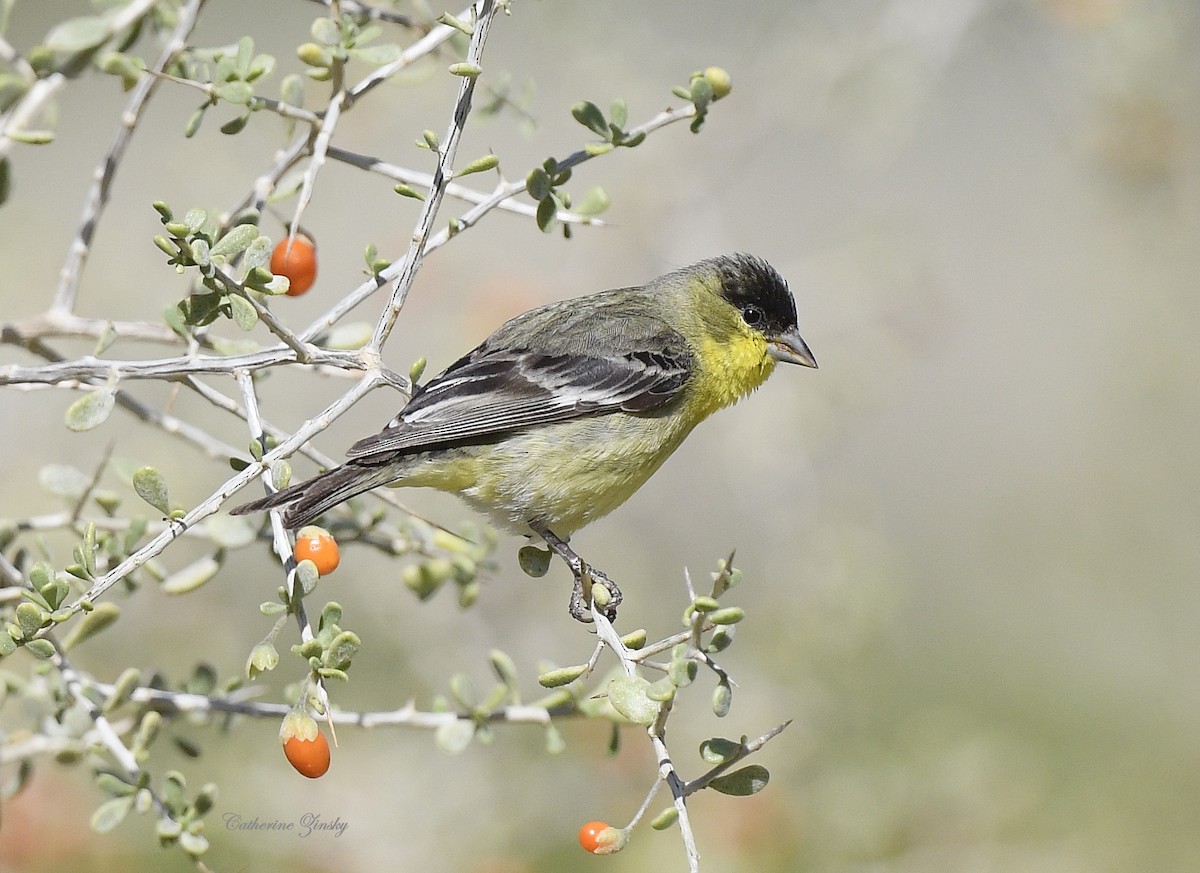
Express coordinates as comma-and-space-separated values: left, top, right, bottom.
768, 329, 818, 368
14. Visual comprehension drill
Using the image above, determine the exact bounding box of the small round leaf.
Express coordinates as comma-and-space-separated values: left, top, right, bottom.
434, 719, 475, 754
606, 675, 659, 726
161, 555, 220, 595
90, 795, 134, 834
132, 467, 170, 515
65, 389, 116, 432
708, 764, 770, 797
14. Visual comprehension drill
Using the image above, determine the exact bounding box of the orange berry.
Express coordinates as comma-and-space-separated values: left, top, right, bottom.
283, 731, 331, 778
294, 525, 340, 575
271, 233, 318, 296
578, 820, 619, 854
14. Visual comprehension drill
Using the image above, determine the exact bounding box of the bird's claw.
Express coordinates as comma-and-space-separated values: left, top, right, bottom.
568, 562, 622, 623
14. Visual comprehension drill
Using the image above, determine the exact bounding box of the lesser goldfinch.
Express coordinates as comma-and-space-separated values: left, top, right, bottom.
233, 253, 816, 619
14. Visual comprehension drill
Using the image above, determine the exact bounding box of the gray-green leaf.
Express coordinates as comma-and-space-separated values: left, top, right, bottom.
610, 99, 628, 129
310, 17, 341, 46
526, 167, 551, 201
24, 638, 56, 659
215, 80, 253, 105
183, 207, 208, 233
457, 153, 499, 177
281, 74, 304, 107
228, 293, 258, 331
90, 795, 134, 834
179, 830, 209, 857
243, 235, 272, 272
351, 43, 402, 65
63, 602, 120, 650
606, 675, 659, 726
537, 663, 587, 688
204, 514, 256, 549
210, 223, 259, 259
699, 736, 743, 765
573, 186, 610, 216
161, 555, 220, 595
434, 718, 475, 754
325, 322, 372, 350
708, 764, 769, 797
571, 101, 609, 138
65, 388, 116, 432
132, 466, 170, 514
45, 16, 109, 53
39, 464, 91, 498
535, 196, 557, 233
517, 545, 551, 578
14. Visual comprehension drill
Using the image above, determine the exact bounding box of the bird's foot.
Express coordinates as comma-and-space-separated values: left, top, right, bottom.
568, 562, 622, 624
532, 524, 622, 624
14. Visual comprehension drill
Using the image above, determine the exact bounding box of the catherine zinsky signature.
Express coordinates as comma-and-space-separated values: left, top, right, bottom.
222, 812, 349, 838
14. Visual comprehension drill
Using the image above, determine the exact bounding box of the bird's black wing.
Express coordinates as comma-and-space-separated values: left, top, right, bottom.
346, 311, 692, 458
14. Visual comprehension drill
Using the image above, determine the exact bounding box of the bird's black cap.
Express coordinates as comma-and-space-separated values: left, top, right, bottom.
710, 252, 798, 335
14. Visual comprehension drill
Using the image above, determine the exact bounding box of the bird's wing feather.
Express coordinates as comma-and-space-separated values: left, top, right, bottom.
346, 316, 692, 458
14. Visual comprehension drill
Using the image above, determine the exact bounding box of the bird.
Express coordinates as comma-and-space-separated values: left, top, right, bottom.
232, 253, 817, 621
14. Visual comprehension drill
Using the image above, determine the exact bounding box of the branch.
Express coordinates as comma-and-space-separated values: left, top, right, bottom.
591, 608, 701, 872
305, 0, 421, 29
367, 0, 498, 353
682, 720, 791, 797
0, 346, 359, 385
1, 311, 194, 348
0, 99, 703, 392
0, 75, 65, 160
78, 675, 575, 727
293, 98, 697, 348
284, 56, 346, 247
424, 102, 698, 254
326, 144, 606, 226
236, 368, 315, 642
41, 370, 384, 619
345, 3, 476, 105
52, 0, 208, 313
52, 645, 176, 825
209, 261, 318, 361
229, 132, 312, 229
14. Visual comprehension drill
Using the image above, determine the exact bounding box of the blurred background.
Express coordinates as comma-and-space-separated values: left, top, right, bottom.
2, 0, 1199, 870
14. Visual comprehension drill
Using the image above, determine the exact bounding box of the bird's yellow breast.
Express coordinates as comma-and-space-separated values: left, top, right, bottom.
683, 327, 776, 420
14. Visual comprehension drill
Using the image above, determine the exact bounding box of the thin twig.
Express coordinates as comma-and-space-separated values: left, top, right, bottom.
284, 60, 346, 248
182, 372, 474, 542
79, 675, 575, 726
345, 3, 477, 105
592, 607, 701, 871
1, 312, 191, 348
56, 651, 173, 823
0, 346, 359, 385
52, 0, 207, 313
423, 102, 698, 254
0, 75, 65, 159
304, 0, 422, 29
232, 134, 312, 227
236, 368, 314, 640
208, 259, 317, 361
43, 370, 383, 618
0, 99, 702, 391
326, 144, 606, 226
682, 720, 791, 797
367, 0, 498, 354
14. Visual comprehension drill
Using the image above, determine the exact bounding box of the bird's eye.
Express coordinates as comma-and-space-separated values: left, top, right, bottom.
741, 304, 764, 327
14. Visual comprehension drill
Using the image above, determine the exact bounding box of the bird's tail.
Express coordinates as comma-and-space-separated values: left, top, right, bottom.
230, 461, 397, 529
